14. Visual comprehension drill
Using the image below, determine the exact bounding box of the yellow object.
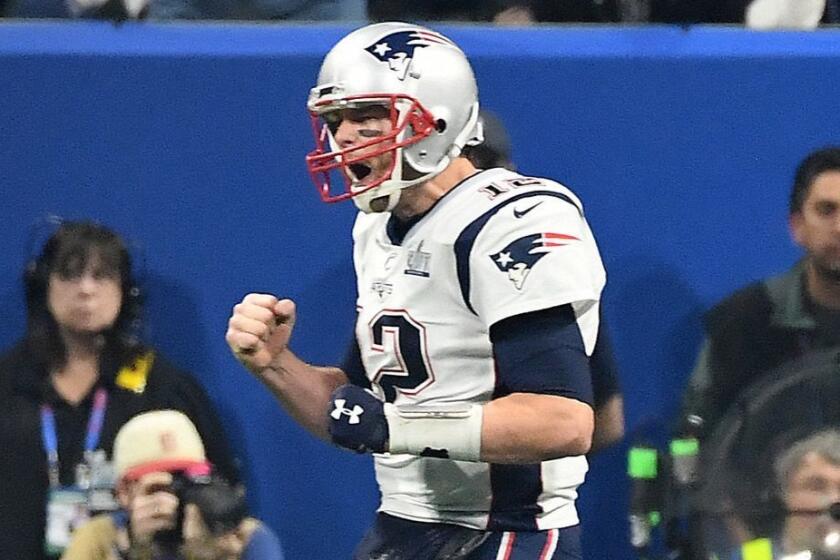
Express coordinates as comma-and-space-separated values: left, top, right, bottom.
741, 537, 773, 560
115, 351, 154, 394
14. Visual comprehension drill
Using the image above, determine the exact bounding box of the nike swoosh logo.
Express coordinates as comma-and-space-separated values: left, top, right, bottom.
513, 201, 543, 219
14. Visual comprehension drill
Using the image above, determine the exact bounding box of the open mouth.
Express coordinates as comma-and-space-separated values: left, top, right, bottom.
349, 163, 372, 182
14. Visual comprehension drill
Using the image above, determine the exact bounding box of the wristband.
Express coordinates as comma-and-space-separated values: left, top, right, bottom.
384, 403, 483, 462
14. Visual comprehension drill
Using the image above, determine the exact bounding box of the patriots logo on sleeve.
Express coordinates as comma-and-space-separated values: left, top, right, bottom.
490, 232, 579, 290
365, 30, 455, 81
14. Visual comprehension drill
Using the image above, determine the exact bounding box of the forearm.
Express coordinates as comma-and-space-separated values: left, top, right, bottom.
480, 393, 594, 464
330, 389, 594, 463
257, 350, 348, 441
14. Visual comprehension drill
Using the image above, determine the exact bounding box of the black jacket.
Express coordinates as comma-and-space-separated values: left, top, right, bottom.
686, 263, 840, 438
0, 341, 239, 560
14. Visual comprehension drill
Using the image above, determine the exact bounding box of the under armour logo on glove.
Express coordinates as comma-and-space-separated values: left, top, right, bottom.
328, 384, 389, 454
330, 399, 364, 424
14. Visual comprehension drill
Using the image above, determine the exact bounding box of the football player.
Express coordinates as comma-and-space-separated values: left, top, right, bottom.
227, 22, 606, 559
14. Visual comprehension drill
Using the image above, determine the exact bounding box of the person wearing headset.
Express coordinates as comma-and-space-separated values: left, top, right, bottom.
0, 220, 238, 560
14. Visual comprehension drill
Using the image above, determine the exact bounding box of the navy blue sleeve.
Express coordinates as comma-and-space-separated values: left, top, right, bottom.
591, 315, 622, 407
340, 335, 371, 389
489, 304, 594, 405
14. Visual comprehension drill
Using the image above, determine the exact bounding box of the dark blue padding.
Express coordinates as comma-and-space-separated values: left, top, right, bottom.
490, 304, 594, 406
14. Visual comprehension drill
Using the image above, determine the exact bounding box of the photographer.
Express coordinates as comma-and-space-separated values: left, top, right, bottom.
0, 220, 239, 559
62, 410, 283, 560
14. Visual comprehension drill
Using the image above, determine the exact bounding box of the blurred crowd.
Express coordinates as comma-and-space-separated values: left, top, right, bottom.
0, 0, 837, 29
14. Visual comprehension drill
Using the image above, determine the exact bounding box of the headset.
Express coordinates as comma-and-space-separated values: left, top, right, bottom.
23, 215, 145, 345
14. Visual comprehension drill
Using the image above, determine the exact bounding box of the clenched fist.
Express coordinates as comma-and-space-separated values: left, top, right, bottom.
225, 293, 296, 373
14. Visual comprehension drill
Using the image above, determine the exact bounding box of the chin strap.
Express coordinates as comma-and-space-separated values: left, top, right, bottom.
351, 155, 453, 214
351, 143, 414, 213
353, 187, 402, 213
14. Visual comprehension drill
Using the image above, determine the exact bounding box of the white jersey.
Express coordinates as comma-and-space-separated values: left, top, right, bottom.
351, 168, 606, 531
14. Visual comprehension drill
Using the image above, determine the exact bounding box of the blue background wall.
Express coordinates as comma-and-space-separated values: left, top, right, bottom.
1, 22, 839, 559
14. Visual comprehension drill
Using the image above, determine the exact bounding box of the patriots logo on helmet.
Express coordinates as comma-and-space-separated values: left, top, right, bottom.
365, 30, 455, 81
490, 232, 580, 290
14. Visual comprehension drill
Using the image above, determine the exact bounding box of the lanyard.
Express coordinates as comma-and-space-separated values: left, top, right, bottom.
40, 387, 108, 488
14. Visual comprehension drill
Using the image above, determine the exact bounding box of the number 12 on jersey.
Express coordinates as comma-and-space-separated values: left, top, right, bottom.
368, 310, 435, 402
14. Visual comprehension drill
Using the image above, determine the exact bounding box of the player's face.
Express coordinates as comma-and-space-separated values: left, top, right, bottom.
783, 452, 840, 554
791, 171, 840, 281
329, 105, 396, 188
47, 254, 122, 336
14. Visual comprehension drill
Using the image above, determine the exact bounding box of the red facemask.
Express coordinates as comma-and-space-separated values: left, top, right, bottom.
305, 94, 437, 204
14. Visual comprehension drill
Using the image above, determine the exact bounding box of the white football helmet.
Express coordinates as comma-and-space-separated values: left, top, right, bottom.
306, 22, 481, 213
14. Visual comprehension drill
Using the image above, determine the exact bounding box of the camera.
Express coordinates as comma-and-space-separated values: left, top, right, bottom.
154, 470, 248, 548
